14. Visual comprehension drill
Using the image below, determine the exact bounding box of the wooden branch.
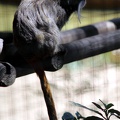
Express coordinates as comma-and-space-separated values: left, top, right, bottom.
1, 29, 120, 77
0, 42, 34, 77
63, 29, 120, 64
0, 62, 16, 87
61, 18, 120, 44
37, 29, 120, 69
0, 18, 120, 77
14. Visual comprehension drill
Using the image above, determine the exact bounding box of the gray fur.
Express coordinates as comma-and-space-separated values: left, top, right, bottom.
13, 0, 66, 60
13, 0, 86, 61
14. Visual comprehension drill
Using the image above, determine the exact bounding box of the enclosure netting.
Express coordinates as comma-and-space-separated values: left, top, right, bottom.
0, 1, 120, 120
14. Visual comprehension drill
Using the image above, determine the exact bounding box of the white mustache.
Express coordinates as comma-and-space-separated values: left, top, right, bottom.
78, 0, 86, 21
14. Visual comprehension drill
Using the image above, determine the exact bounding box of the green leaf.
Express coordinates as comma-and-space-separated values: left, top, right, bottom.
84, 116, 103, 120
75, 111, 84, 119
114, 114, 120, 119
92, 102, 104, 111
99, 99, 107, 109
62, 112, 77, 120
70, 101, 104, 117
106, 103, 114, 110
108, 109, 120, 116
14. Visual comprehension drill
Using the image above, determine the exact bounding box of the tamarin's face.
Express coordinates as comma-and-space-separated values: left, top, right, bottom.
57, 0, 86, 29
60, 0, 86, 18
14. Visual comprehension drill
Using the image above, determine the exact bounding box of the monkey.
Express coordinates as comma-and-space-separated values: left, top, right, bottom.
13, 0, 86, 120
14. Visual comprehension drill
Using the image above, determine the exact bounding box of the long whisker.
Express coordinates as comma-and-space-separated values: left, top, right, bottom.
78, 0, 86, 22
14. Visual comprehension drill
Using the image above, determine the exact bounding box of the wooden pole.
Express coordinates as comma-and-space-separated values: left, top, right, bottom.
61, 18, 120, 44
63, 29, 120, 64
1, 29, 120, 76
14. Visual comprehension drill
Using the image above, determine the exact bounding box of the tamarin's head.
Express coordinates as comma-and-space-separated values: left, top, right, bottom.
60, 0, 86, 19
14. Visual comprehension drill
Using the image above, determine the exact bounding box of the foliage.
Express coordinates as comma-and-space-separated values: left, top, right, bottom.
62, 99, 120, 120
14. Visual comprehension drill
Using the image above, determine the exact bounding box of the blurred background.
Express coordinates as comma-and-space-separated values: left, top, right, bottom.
0, 0, 120, 120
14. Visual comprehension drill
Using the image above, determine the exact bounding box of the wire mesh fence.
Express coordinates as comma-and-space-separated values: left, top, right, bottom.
0, 1, 120, 120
